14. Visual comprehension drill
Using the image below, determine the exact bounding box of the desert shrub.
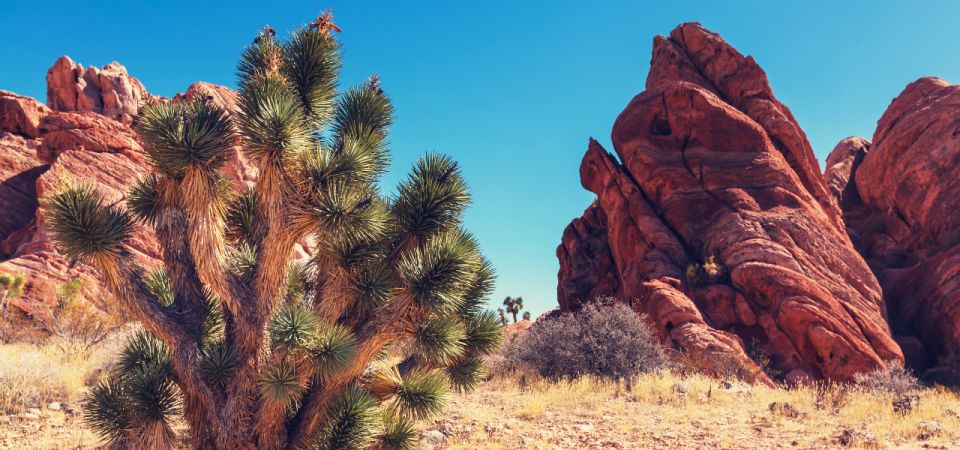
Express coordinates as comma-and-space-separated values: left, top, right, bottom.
0, 273, 26, 312
853, 361, 921, 395
685, 255, 725, 287
32, 279, 118, 352
813, 381, 851, 414
510, 302, 667, 381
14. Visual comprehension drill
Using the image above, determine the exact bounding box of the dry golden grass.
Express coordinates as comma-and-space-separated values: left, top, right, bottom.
0, 328, 132, 449
424, 372, 960, 449
2, 332, 959, 449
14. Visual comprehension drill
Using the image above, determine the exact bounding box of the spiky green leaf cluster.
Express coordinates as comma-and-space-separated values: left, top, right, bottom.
307, 324, 358, 380
138, 99, 235, 178
387, 369, 449, 421
145, 269, 175, 307
258, 361, 306, 407
200, 340, 238, 385
315, 386, 381, 450
46, 184, 135, 263
84, 331, 179, 448
270, 302, 320, 349
392, 154, 470, 240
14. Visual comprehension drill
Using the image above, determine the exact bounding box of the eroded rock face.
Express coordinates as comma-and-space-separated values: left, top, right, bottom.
557, 23, 902, 382
46, 56, 151, 124
827, 77, 960, 372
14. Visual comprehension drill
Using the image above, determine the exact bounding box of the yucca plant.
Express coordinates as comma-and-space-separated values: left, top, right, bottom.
48, 12, 502, 449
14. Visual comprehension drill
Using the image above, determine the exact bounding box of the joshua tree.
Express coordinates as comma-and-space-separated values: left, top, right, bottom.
46, 13, 501, 449
522, 311, 531, 321
502, 296, 523, 323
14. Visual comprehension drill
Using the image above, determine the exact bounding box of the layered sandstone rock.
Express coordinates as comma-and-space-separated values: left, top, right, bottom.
558, 23, 902, 382
825, 78, 960, 376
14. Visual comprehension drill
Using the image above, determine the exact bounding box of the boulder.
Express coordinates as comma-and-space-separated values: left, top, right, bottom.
0, 90, 50, 138
557, 23, 902, 381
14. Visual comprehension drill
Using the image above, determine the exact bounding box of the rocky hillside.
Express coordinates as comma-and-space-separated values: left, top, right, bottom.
558, 23, 960, 383
0, 57, 277, 317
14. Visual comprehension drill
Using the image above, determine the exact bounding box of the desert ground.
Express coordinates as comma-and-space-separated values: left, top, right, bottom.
2, 333, 958, 450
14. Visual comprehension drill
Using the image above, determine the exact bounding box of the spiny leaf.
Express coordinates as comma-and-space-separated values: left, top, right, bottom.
412, 315, 467, 366
445, 357, 484, 393
269, 302, 319, 349
315, 385, 381, 450
238, 75, 312, 163
306, 324, 358, 380
258, 361, 306, 407
125, 364, 181, 424
463, 309, 504, 357
331, 84, 393, 163
351, 264, 392, 315
377, 414, 417, 450
238, 31, 284, 85
46, 184, 135, 263
128, 174, 162, 226
397, 230, 480, 315
82, 379, 131, 446
137, 99, 235, 178
117, 330, 171, 377
144, 269, 174, 307
459, 257, 495, 318
225, 189, 260, 244
391, 153, 470, 240
227, 243, 257, 278
388, 369, 449, 421
200, 340, 238, 385
283, 26, 341, 128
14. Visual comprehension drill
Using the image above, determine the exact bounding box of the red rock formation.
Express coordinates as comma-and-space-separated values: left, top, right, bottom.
558, 23, 902, 382
0, 134, 45, 253
824, 137, 869, 211
825, 77, 960, 375
0, 56, 260, 316
0, 90, 50, 138
46, 56, 152, 124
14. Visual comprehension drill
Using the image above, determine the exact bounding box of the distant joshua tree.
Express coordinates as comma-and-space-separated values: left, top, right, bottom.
522, 311, 531, 321
498, 307, 508, 326
46, 11, 502, 449
502, 296, 524, 323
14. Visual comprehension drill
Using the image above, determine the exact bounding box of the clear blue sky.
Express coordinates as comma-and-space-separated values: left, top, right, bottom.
3, 1, 960, 316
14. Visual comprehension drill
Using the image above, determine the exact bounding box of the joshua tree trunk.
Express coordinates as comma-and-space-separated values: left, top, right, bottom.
47, 13, 502, 450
